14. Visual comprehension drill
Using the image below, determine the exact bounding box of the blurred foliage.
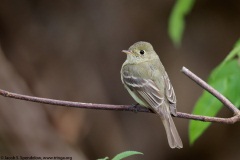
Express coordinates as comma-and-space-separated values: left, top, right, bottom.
189, 39, 240, 144
168, 0, 195, 47
169, 0, 240, 145
98, 151, 143, 160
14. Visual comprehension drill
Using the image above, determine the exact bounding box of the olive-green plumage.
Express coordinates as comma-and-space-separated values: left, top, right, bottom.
121, 41, 183, 149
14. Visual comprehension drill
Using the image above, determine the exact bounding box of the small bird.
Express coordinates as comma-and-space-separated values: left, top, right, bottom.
120, 41, 183, 149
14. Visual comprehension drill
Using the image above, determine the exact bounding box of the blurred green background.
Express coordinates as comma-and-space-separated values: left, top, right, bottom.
0, 0, 240, 160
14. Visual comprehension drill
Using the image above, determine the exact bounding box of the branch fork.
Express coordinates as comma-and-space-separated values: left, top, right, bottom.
0, 67, 239, 124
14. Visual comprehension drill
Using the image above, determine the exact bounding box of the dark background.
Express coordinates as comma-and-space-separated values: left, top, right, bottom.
0, 0, 240, 160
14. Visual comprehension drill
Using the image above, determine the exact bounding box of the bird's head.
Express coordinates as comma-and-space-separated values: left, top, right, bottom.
122, 41, 158, 64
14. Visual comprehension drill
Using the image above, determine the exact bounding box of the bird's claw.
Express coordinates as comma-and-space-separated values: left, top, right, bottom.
131, 103, 139, 113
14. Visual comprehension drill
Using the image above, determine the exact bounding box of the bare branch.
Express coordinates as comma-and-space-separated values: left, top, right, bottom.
176, 112, 240, 124
0, 89, 152, 112
0, 67, 239, 124
181, 67, 240, 115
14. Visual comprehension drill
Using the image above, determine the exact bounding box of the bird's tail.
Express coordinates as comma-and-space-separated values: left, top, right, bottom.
162, 115, 183, 149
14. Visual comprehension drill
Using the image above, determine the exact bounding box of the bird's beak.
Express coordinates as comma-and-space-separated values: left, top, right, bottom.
122, 50, 132, 54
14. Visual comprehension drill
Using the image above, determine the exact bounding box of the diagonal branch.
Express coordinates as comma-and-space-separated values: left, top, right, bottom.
181, 67, 240, 115
0, 67, 239, 124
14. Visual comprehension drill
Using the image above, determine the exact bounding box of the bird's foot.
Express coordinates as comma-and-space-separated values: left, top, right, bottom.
131, 103, 139, 113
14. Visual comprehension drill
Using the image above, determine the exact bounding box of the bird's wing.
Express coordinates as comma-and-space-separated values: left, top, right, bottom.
122, 70, 167, 116
163, 72, 177, 116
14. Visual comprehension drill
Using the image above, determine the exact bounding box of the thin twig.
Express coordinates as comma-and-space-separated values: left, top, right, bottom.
181, 67, 240, 115
0, 67, 239, 124
176, 112, 240, 124
0, 89, 152, 112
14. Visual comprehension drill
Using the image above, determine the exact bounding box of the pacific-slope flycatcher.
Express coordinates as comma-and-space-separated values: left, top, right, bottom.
121, 41, 183, 149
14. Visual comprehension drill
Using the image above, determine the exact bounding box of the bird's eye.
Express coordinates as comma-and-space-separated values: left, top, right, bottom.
140, 50, 145, 55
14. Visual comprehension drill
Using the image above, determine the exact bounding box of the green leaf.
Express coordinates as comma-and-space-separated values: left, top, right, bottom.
189, 39, 240, 144
189, 81, 227, 144
168, 0, 195, 47
189, 59, 240, 144
112, 151, 143, 160
97, 157, 109, 160
223, 38, 240, 64
227, 73, 240, 107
